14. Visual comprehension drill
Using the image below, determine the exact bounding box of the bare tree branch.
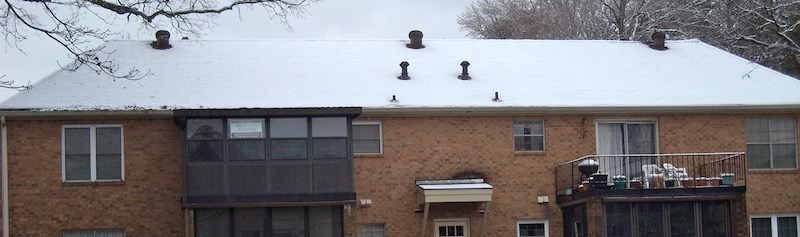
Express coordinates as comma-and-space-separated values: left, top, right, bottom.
1, 0, 318, 90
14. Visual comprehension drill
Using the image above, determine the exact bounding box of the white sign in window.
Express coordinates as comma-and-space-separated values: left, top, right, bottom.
229, 118, 265, 139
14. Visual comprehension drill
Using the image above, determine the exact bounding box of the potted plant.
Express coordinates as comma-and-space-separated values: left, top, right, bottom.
613, 175, 627, 189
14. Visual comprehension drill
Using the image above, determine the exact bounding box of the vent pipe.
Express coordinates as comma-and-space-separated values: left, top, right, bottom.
151, 30, 172, 49
649, 32, 667, 50
398, 61, 410, 80
406, 30, 425, 49
458, 61, 472, 80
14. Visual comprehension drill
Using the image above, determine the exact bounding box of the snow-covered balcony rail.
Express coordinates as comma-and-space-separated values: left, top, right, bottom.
555, 152, 746, 195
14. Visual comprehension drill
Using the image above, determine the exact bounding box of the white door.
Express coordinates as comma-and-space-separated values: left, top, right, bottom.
434, 219, 470, 237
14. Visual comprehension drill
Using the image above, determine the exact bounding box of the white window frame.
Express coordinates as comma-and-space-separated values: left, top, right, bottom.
750, 213, 800, 237
353, 121, 382, 154
517, 219, 549, 237
357, 223, 386, 237
746, 117, 798, 170
513, 120, 546, 152
62, 125, 125, 182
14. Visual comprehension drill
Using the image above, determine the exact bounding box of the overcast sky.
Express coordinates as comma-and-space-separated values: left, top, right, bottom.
0, 0, 475, 101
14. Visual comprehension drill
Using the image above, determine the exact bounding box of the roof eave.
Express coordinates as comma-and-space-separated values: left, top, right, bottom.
361, 105, 800, 116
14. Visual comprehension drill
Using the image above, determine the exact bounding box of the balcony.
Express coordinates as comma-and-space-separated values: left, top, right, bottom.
555, 152, 746, 204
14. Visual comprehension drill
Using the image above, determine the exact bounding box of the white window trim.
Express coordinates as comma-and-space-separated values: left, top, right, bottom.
513, 120, 546, 152
517, 219, 549, 237
746, 117, 798, 170
353, 121, 382, 154
750, 213, 800, 237
62, 124, 125, 182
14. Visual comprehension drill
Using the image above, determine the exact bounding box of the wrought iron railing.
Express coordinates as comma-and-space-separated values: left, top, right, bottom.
555, 152, 746, 195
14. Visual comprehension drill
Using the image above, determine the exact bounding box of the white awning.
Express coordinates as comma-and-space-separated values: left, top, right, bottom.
416, 179, 493, 204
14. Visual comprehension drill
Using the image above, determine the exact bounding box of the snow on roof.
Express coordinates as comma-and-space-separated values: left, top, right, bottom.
2, 39, 800, 112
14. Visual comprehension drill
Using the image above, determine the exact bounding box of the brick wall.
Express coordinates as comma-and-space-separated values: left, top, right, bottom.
353, 114, 800, 237
6, 118, 183, 237
3, 113, 798, 237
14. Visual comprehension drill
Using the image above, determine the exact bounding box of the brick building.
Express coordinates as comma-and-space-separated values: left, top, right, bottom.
0, 32, 798, 237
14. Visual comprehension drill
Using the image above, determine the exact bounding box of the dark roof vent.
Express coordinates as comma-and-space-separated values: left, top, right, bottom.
649, 32, 667, 50
398, 61, 410, 80
458, 61, 472, 80
406, 30, 425, 49
151, 30, 172, 49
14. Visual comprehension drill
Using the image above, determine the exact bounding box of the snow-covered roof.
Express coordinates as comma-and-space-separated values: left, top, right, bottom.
3, 39, 800, 112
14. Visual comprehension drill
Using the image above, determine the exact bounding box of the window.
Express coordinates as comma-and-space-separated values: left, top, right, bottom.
353, 122, 382, 154
513, 120, 545, 151
435, 219, 469, 237
358, 223, 386, 237
62, 125, 123, 182
596, 121, 656, 178
747, 118, 797, 169
63, 229, 124, 237
751, 214, 800, 237
518, 220, 548, 237
195, 206, 343, 237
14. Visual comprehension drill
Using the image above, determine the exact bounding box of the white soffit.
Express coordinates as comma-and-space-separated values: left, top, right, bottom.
417, 179, 493, 203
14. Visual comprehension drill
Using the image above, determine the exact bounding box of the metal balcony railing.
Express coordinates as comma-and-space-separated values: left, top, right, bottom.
555, 152, 746, 195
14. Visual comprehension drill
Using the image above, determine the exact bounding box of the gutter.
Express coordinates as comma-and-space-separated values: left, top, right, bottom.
360, 105, 800, 116
2, 116, 8, 237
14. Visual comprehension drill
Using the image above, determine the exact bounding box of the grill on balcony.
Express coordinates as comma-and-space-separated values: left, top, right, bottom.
555, 152, 746, 203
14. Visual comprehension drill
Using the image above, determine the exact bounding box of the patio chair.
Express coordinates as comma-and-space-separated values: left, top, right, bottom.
663, 163, 688, 179
641, 164, 665, 188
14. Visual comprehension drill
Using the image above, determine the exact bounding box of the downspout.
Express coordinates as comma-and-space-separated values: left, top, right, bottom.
2, 116, 9, 237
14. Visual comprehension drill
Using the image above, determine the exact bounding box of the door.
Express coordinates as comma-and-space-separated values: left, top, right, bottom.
596, 121, 657, 178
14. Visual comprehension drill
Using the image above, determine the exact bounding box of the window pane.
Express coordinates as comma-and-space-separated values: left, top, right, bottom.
770, 119, 796, 143
272, 207, 305, 237
96, 154, 122, 180
606, 203, 632, 237
670, 202, 696, 237
229, 140, 266, 161
93, 230, 124, 237
751, 218, 772, 237
353, 124, 380, 139
65, 155, 90, 181
312, 117, 347, 137
747, 144, 771, 169
270, 118, 307, 138
95, 127, 121, 155
747, 118, 771, 143
63, 230, 95, 237
354, 140, 380, 154
358, 223, 385, 237
234, 208, 267, 237
229, 119, 265, 139
702, 201, 730, 237
626, 123, 655, 154
196, 209, 230, 237
514, 136, 544, 151
63, 230, 125, 237
519, 223, 545, 237
773, 144, 797, 169
188, 141, 223, 162
310, 206, 342, 237
64, 128, 90, 156
638, 203, 663, 237
778, 217, 798, 237
271, 139, 308, 160
188, 119, 224, 139
313, 138, 347, 159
